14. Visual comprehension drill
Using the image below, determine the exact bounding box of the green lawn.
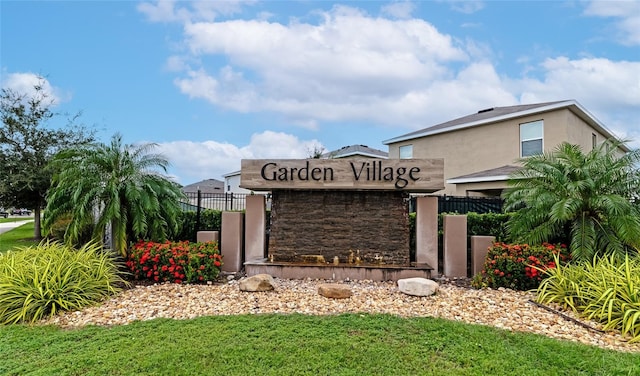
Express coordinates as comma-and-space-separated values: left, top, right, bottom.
0, 217, 33, 224
0, 314, 638, 376
0, 221, 39, 253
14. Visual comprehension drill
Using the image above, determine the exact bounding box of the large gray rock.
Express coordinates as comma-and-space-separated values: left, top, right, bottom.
239, 274, 276, 292
397, 278, 439, 297
318, 283, 352, 299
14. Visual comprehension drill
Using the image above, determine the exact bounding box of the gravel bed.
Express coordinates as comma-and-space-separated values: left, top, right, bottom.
43, 277, 639, 353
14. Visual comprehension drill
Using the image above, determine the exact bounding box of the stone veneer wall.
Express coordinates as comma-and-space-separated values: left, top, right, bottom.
269, 190, 410, 265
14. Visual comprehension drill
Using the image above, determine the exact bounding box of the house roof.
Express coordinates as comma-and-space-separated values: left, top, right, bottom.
321, 144, 388, 159
446, 165, 521, 184
223, 170, 241, 178
181, 179, 224, 194
383, 100, 630, 152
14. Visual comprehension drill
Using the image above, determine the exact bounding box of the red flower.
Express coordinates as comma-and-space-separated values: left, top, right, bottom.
214, 261, 221, 267
161, 265, 168, 272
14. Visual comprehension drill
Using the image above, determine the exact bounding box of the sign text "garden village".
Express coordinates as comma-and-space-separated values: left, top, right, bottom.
240, 159, 444, 192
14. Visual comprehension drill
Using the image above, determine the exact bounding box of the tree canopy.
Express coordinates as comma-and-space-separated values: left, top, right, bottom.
44, 133, 186, 257
503, 139, 640, 262
0, 78, 94, 239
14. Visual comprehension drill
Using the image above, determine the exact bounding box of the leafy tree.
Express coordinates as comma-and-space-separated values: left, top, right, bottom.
44, 133, 186, 257
503, 139, 640, 262
0, 77, 94, 239
306, 145, 325, 159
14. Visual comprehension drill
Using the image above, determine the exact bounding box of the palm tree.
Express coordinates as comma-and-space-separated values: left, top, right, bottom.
503, 139, 640, 262
44, 133, 186, 257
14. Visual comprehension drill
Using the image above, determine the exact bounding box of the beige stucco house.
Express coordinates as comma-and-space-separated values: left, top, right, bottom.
383, 100, 628, 197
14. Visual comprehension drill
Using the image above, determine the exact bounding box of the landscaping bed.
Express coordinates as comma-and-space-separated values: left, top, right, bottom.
42, 277, 639, 354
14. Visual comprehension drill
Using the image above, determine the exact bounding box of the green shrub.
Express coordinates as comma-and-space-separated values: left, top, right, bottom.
0, 241, 125, 324
472, 242, 570, 290
126, 240, 222, 284
45, 214, 93, 246
467, 212, 512, 241
174, 210, 222, 241
537, 254, 640, 343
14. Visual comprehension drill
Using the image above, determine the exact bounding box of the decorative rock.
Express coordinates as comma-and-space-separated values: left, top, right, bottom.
39, 278, 639, 354
239, 274, 276, 292
318, 283, 352, 299
397, 277, 439, 297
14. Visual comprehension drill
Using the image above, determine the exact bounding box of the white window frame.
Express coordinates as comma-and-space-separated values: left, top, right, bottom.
399, 144, 413, 159
520, 120, 543, 157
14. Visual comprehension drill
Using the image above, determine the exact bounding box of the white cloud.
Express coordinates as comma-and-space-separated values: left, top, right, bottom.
157, 131, 324, 184
140, 2, 639, 148
137, 0, 254, 23
513, 56, 640, 147
381, 1, 416, 19
1, 72, 65, 105
515, 57, 640, 111
447, 0, 485, 14
584, 0, 640, 45
169, 6, 470, 128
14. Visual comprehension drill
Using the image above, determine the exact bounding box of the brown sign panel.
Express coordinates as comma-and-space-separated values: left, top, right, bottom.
240, 158, 444, 192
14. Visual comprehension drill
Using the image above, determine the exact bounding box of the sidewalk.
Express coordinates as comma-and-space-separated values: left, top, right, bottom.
0, 219, 34, 235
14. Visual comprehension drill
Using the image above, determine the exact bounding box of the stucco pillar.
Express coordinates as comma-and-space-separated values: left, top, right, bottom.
197, 231, 219, 243
443, 214, 467, 278
221, 212, 244, 272
245, 195, 266, 262
470, 235, 495, 276
415, 196, 438, 272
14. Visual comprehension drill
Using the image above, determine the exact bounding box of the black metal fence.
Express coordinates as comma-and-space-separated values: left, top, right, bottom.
182, 192, 502, 215
181, 191, 251, 212
410, 195, 504, 214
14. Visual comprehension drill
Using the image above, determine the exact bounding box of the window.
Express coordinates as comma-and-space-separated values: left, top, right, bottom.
399, 144, 413, 159
592, 133, 597, 150
520, 120, 543, 157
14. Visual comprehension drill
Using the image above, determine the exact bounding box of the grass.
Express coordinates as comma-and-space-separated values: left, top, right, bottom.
0, 217, 34, 224
0, 221, 39, 253
0, 314, 638, 375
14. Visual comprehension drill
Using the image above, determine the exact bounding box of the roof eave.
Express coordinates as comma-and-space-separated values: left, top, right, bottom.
332, 151, 388, 159
446, 175, 512, 184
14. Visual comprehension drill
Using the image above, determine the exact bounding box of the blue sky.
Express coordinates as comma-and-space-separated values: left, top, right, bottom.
2, 0, 639, 184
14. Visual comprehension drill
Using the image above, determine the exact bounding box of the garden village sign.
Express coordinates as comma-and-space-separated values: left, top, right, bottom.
241, 158, 444, 267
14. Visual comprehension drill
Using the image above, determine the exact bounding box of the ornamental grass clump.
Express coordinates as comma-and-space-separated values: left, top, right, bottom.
0, 241, 125, 324
126, 240, 222, 284
472, 242, 570, 290
537, 254, 640, 343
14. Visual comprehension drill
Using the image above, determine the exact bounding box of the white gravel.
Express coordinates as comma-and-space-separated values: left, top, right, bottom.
42, 278, 639, 353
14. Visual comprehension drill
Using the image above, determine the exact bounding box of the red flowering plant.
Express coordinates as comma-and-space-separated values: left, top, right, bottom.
126, 240, 222, 284
471, 242, 570, 290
